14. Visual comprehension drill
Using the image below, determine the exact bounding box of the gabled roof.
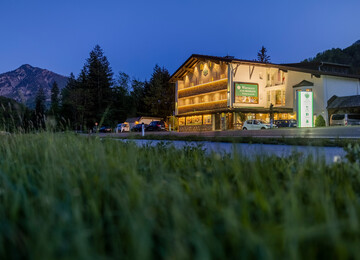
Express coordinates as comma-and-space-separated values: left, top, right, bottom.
327, 95, 360, 109
169, 54, 360, 82
293, 80, 314, 88
125, 116, 163, 123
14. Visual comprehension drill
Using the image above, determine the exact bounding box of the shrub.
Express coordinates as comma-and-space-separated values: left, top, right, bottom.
166, 115, 178, 131
315, 114, 326, 127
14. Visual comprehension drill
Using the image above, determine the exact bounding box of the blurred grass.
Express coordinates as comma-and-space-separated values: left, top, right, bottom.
0, 133, 360, 259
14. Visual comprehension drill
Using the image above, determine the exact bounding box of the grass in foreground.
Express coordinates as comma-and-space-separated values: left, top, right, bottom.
0, 133, 360, 259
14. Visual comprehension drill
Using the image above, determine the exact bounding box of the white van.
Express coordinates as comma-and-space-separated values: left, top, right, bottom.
330, 114, 360, 126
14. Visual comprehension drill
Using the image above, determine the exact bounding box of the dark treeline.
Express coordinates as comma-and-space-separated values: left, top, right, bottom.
0, 45, 174, 132
57, 45, 174, 131
303, 40, 360, 74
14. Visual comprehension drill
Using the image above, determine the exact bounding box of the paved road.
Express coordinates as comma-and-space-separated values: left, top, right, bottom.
97, 126, 360, 139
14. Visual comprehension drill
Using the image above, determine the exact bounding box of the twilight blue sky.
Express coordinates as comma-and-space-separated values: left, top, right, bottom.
0, 0, 359, 80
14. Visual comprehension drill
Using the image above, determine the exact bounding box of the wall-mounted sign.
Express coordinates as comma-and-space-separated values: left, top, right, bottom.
234, 82, 259, 104
298, 91, 313, 127
203, 69, 209, 76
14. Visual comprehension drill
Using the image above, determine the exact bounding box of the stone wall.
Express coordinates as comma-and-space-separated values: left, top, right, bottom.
179, 125, 213, 132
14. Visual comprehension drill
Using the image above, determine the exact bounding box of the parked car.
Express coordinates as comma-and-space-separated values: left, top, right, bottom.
330, 114, 360, 126
131, 123, 148, 132
242, 120, 272, 130
145, 121, 167, 131
275, 119, 297, 128
118, 123, 130, 132
99, 126, 112, 133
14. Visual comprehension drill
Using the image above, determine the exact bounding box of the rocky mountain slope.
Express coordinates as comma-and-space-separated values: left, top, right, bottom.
0, 64, 68, 108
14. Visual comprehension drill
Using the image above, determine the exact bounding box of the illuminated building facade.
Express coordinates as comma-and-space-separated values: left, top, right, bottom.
170, 54, 360, 131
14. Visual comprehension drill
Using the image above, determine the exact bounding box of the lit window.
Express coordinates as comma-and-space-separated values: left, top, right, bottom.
282, 91, 286, 105
209, 94, 214, 102
179, 117, 185, 126
275, 90, 282, 105
203, 115, 212, 124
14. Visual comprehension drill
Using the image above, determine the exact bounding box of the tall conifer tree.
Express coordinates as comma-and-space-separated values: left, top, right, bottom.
257, 46, 271, 63
35, 87, 46, 129
144, 65, 174, 118
50, 81, 60, 116
84, 45, 113, 124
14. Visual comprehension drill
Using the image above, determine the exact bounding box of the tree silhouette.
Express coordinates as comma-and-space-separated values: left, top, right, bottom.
257, 46, 271, 63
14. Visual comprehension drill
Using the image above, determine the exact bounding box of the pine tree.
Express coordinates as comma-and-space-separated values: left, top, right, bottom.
35, 87, 46, 116
110, 72, 132, 122
84, 45, 113, 124
35, 87, 46, 129
50, 81, 60, 116
144, 65, 174, 118
60, 46, 114, 129
60, 73, 77, 128
257, 46, 271, 63
131, 79, 146, 116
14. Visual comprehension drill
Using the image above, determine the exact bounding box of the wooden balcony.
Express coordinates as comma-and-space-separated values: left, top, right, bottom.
178, 78, 228, 99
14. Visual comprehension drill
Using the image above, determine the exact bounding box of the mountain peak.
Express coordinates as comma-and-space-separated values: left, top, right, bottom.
20, 64, 33, 69
17, 64, 38, 73
0, 65, 68, 108
354, 40, 360, 46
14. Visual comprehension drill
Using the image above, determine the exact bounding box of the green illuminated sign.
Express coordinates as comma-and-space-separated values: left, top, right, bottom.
298, 91, 314, 127
234, 83, 259, 104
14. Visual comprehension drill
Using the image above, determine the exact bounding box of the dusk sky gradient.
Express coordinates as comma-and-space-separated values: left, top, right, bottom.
0, 0, 359, 80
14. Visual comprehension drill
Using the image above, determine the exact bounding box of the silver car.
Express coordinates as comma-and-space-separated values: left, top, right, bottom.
242, 120, 272, 130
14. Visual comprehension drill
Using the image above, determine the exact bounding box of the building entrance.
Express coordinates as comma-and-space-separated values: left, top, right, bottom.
215, 114, 221, 130
226, 113, 233, 130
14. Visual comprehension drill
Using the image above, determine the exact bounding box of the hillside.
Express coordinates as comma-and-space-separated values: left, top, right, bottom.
303, 40, 360, 74
0, 64, 68, 108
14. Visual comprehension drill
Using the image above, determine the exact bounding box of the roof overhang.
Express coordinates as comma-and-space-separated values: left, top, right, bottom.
170, 54, 360, 83
170, 54, 235, 83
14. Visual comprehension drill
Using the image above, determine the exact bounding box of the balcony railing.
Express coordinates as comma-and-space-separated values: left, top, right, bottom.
178, 78, 228, 99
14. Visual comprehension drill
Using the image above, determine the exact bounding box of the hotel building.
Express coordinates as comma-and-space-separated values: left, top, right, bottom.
170, 54, 360, 131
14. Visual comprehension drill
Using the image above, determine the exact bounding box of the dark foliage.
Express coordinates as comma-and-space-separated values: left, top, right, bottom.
257, 46, 271, 63
60, 45, 114, 130
144, 65, 174, 119
35, 87, 46, 128
58, 47, 174, 130
303, 40, 360, 74
49, 82, 60, 116
0, 96, 33, 132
